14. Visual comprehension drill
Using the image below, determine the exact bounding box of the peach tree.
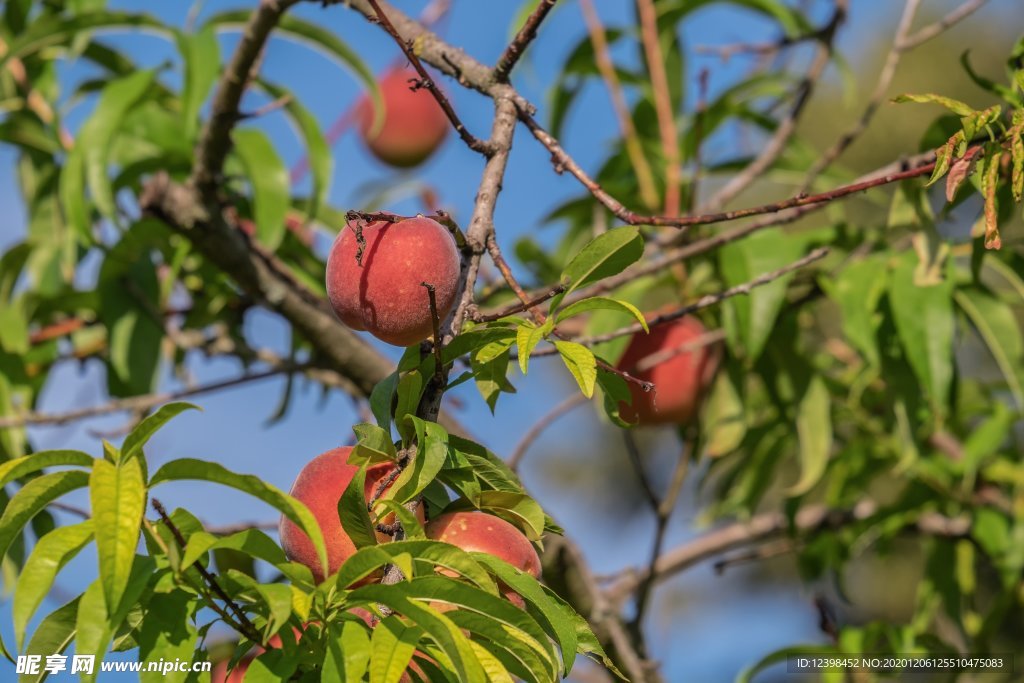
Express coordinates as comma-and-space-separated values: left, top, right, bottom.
1, 0, 1023, 681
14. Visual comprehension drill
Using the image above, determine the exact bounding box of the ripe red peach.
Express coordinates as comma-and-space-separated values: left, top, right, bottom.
615, 316, 720, 426
356, 67, 449, 168
426, 511, 540, 608
325, 215, 460, 346
279, 447, 422, 582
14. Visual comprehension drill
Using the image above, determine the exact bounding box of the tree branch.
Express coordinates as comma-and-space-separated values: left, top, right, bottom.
604, 501, 970, 604
898, 0, 989, 50
192, 0, 301, 192
364, 0, 492, 155
494, 0, 559, 82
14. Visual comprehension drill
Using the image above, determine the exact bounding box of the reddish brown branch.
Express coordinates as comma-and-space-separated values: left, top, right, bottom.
365, 0, 492, 155
494, 0, 560, 82
474, 284, 567, 323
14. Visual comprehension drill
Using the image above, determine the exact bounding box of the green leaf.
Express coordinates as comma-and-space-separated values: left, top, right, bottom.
334, 540, 497, 593
473, 554, 578, 675
0, 470, 91, 563
350, 423, 399, 464
13, 522, 93, 652
181, 528, 288, 569
91, 457, 147, 612
703, 371, 746, 457
369, 371, 399, 431
596, 368, 633, 427
150, 459, 329, 581
347, 582, 486, 683
554, 340, 597, 398
175, 25, 220, 143
258, 79, 332, 222
388, 417, 448, 504
892, 93, 976, 116
445, 492, 546, 542
0, 450, 94, 488
63, 69, 156, 239
555, 296, 648, 332
137, 592, 198, 683
205, 11, 381, 120
737, 644, 837, 683
889, 253, 954, 419
558, 226, 643, 299
324, 621, 371, 682
955, 287, 1024, 410
339, 465, 378, 550
394, 370, 425, 444
719, 231, 804, 362
515, 322, 547, 375
471, 345, 516, 412
120, 402, 199, 464
232, 128, 290, 250
787, 376, 832, 496
824, 255, 888, 366
19, 598, 80, 683
369, 616, 421, 683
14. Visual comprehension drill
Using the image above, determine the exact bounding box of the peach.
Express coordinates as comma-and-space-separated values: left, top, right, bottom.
426, 511, 540, 609
325, 215, 460, 346
279, 447, 421, 583
356, 67, 449, 168
615, 316, 720, 426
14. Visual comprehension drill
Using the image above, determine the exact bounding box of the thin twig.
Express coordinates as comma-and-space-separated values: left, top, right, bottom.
578, 0, 659, 210
528, 248, 828, 357
636, 0, 681, 215
701, 0, 846, 211
474, 284, 567, 323
152, 499, 264, 644
365, 0, 492, 155
520, 111, 946, 228
799, 0, 921, 192
898, 0, 988, 50
486, 233, 544, 324
421, 282, 446, 384
509, 394, 589, 471
494, 0, 560, 82
713, 539, 797, 575
0, 368, 295, 429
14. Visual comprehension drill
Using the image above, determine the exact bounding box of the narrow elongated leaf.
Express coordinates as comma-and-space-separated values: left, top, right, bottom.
892, 93, 976, 116
175, 25, 220, 142
19, 598, 80, 683
13, 522, 93, 652
554, 341, 597, 398
323, 621, 371, 682
334, 540, 497, 593
388, 417, 448, 504
369, 616, 421, 683
91, 457, 147, 612
259, 79, 332, 222
719, 230, 803, 362
889, 254, 954, 418
787, 376, 832, 496
232, 129, 290, 249
955, 287, 1024, 409
137, 592, 198, 683
555, 296, 648, 332
559, 226, 643, 298
0, 450, 94, 488
181, 528, 288, 570
516, 322, 547, 375
339, 465, 378, 550
149, 458, 328, 580
824, 255, 888, 366
0, 470, 91, 562
120, 402, 199, 463
205, 11, 381, 117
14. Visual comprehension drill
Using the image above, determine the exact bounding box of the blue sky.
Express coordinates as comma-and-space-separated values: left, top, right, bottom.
0, 0, 1017, 680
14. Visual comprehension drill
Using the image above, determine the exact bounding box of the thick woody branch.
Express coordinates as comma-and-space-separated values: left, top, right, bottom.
495, 0, 559, 82
192, 0, 301, 192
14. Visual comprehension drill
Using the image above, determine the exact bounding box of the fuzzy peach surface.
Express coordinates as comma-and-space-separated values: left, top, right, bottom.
326, 215, 461, 347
